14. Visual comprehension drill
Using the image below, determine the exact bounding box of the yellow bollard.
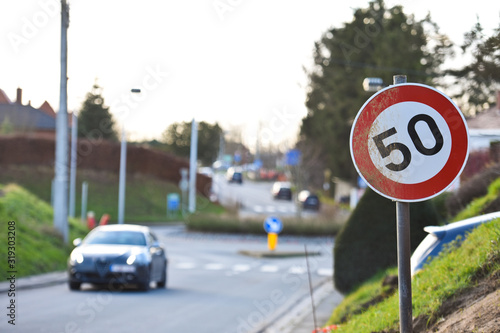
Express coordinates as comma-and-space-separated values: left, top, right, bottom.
267, 232, 278, 251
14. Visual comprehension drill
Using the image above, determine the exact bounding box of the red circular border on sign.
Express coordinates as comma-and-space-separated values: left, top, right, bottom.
350, 83, 469, 202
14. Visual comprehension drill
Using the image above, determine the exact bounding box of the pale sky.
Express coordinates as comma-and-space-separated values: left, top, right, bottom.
1, 0, 499, 151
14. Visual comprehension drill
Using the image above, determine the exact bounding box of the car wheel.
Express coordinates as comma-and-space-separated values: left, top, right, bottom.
69, 281, 81, 290
138, 268, 150, 291
157, 268, 167, 288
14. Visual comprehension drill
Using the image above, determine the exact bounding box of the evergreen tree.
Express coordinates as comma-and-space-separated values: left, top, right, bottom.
161, 121, 222, 165
78, 84, 118, 141
448, 21, 500, 115
300, 0, 452, 184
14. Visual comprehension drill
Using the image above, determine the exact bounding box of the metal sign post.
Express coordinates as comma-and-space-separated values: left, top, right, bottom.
350, 73, 469, 333
393, 75, 412, 333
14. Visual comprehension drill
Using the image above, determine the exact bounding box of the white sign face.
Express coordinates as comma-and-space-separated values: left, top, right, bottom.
367, 101, 452, 184
350, 83, 469, 202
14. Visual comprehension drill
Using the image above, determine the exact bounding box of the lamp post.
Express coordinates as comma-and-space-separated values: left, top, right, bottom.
69, 112, 78, 218
117, 88, 141, 224
53, 0, 69, 243
188, 118, 198, 213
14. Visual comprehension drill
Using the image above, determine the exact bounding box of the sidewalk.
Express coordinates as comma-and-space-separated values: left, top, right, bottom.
261, 278, 343, 333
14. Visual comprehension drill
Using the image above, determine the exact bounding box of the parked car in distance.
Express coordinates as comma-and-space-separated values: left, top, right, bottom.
272, 181, 292, 200
68, 224, 167, 291
410, 211, 500, 276
298, 190, 320, 211
226, 167, 243, 184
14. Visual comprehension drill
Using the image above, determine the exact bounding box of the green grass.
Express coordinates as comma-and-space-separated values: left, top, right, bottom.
452, 177, 500, 221
0, 184, 89, 279
325, 179, 500, 332
325, 218, 500, 332
0, 165, 223, 223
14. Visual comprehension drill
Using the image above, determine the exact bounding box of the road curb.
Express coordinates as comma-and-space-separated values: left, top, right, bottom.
252, 276, 337, 333
0, 271, 67, 293
238, 250, 321, 258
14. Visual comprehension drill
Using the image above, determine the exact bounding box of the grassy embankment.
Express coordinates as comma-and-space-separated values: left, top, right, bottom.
0, 165, 348, 236
325, 180, 500, 332
0, 183, 89, 280
0, 165, 223, 223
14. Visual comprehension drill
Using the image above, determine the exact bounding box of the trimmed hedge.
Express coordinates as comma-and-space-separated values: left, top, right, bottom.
333, 188, 441, 294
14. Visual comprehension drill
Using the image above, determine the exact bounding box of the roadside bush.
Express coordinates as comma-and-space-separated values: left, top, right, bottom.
333, 188, 441, 294
445, 163, 500, 217
453, 177, 500, 221
186, 212, 345, 236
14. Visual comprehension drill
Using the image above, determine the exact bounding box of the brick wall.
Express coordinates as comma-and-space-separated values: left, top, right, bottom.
0, 134, 211, 196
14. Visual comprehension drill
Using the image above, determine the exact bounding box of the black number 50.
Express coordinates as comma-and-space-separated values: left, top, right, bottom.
372, 114, 444, 172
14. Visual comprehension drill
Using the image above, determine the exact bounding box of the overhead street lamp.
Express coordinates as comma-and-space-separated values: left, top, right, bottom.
362, 77, 384, 92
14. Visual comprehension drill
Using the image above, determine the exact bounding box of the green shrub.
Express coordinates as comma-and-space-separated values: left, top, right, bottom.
445, 164, 500, 217
333, 188, 441, 294
453, 177, 500, 221
186, 212, 345, 236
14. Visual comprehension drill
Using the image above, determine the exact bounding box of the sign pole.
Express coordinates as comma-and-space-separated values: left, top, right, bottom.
351, 74, 468, 333
393, 74, 412, 333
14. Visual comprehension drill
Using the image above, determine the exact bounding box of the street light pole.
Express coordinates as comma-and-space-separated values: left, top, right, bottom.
54, 0, 69, 243
117, 125, 127, 224
69, 112, 78, 218
188, 118, 198, 213
117, 88, 140, 224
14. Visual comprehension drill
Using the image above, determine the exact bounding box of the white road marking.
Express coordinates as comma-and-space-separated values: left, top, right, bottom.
175, 262, 196, 269
260, 265, 279, 273
288, 266, 307, 274
317, 268, 334, 276
266, 206, 276, 212
204, 263, 225, 270
233, 264, 251, 272
254, 205, 264, 213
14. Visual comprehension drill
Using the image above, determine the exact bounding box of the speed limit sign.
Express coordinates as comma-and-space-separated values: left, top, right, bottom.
350, 83, 469, 202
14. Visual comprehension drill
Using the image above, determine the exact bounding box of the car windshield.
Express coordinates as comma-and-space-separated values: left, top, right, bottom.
85, 230, 147, 246
410, 233, 439, 274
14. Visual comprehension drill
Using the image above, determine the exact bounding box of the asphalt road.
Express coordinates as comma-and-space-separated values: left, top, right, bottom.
1, 225, 335, 333
212, 174, 302, 217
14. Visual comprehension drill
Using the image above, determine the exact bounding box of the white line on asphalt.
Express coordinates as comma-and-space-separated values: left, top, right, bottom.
254, 205, 264, 213
317, 268, 334, 276
288, 266, 307, 274
260, 265, 279, 273
175, 262, 196, 269
233, 264, 251, 272
204, 263, 225, 270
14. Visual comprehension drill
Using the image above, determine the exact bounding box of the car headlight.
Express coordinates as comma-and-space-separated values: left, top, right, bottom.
70, 252, 84, 265
126, 254, 136, 265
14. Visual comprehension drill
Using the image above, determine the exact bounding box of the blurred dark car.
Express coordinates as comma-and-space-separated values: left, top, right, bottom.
298, 190, 320, 211
272, 182, 292, 200
68, 224, 167, 291
410, 211, 500, 276
227, 167, 243, 184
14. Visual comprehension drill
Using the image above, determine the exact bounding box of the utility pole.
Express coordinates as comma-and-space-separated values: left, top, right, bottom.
117, 126, 127, 224
53, 0, 69, 243
117, 89, 140, 224
69, 112, 77, 218
188, 119, 198, 213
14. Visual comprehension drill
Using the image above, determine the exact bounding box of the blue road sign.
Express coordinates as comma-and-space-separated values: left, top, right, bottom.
167, 193, 180, 211
263, 216, 283, 234
285, 149, 301, 166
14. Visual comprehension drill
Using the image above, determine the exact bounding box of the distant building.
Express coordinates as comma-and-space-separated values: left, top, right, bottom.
0, 88, 60, 136
466, 91, 500, 151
